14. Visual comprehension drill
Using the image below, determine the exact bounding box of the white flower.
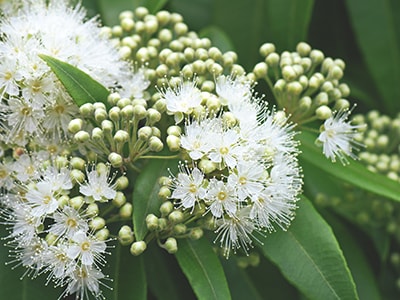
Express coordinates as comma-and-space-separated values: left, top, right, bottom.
44, 242, 75, 281
80, 166, 117, 202
170, 165, 207, 210
41, 165, 73, 193
216, 74, 252, 106
120, 67, 150, 99
49, 206, 89, 238
63, 265, 105, 300
206, 178, 238, 218
317, 108, 363, 164
0, 159, 14, 189
160, 80, 202, 115
0, 57, 22, 97
227, 161, 264, 201
26, 181, 59, 217
208, 128, 242, 168
67, 230, 107, 266
214, 207, 256, 258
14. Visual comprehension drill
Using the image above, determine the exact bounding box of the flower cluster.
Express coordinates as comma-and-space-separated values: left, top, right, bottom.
0, 152, 126, 299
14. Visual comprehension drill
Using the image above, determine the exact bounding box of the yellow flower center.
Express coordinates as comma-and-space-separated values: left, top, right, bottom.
239, 176, 247, 185
189, 183, 197, 193
43, 195, 52, 204
66, 218, 78, 228
217, 191, 227, 201
81, 241, 90, 251
220, 147, 229, 155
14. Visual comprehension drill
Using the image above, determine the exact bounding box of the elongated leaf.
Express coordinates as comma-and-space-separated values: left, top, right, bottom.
322, 212, 382, 300
298, 131, 400, 202
145, 244, 194, 300
39, 54, 109, 108
175, 238, 231, 300
264, 0, 315, 50
221, 259, 263, 300
103, 242, 147, 300
0, 227, 62, 299
345, 0, 400, 112
132, 159, 179, 241
257, 196, 358, 300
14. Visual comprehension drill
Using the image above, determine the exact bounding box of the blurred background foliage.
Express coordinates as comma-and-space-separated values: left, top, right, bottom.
77, 0, 400, 299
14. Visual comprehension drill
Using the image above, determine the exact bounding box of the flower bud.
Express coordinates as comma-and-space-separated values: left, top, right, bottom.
164, 237, 178, 254
299, 96, 312, 111
315, 92, 329, 106
147, 108, 161, 124
58, 195, 70, 208
108, 152, 123, 168
334, 99, 350, 111
130, 241, 147, 256
133, 104, 148, 120
273, 79, 286, 93
259, 43, 275, 57
310, 49, 324, 65
94, 108, 108, 123
315, 105, 332, 120
70, 169, 85, 184
86, 203, 99, 217
174, 22, 188, 35
265, 52, 280, 67
90, 217, 106, 231
167, 125, 182, 137
114, 130, 130, 144
166, 135, 181, 152
69, 196, 84, 210
95, 228, 110, 241
138, 126, 153, 140
116, 176, 129, 190
168, 210, 184, 223
199, 158, 217, 174
173, 223, 187, 235
80, 103, 94, 116
253, 62, 268, 78
189, 228, 204, 240
70, 157, 86, 170
119, 225, 134, 245
146, 214, 159, 230
113, 191, 126, 207
74, 131, 90, 143
101, 120, 114, 133
296, 42, 311, 56
120, 203, 133, 218
46, 233, 58, 246
149, 136, 164, 152
287, 81, 303, 95
68, 118, 84, 134
160, 201, 174, 217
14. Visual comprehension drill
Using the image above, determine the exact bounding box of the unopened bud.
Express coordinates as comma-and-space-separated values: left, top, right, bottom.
149, 136, 163, 152
90, 217, 106, 230
189, 227, 204, 240
120, 203, 133, 218
130, 241, 147, 256
316, 105, 332, 120
164, 237, 178, 254
86, 203, 99, 217
146, 214, 159, 230
116, 176, 129, 190
168, 210, 184, 223
68, 119, 83, 133
118, 225, 134, 245
112, 191, 126, 208
108, 152, 123, 168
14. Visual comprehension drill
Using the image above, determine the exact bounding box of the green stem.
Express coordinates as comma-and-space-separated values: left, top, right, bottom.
139, 154, 180, 160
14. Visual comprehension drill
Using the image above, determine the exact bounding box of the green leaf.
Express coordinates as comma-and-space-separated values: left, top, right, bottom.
145, 244, 194, 300
175, 237, 231, 300
257, 196, 358, 300
221, 259, 263, 300
132, 159, 179, 241
322, 212, 382, 300
39, 54, 109, 108
298, 131, 400, 202
200, 26, 235, 53
0, 227, 62, 299
345, 0, 400, 113
103, 242, 147, 300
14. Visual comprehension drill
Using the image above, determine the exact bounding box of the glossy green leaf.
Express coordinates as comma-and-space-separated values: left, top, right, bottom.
298, 131, 400, 202
39, 54, 109, 108
0, 227, 62, 299
103, 242, 147, 300
257, 196, 358, 300
175, 238, 231, 300
145, 244, 194, 300
132, 159, 179, 241
322, 212, 382, 300
221, 259, 263, 300
345, 0, 400, 113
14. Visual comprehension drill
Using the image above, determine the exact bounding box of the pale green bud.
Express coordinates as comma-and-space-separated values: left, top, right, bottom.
160, 201, 174, 217
101, 120, 114, 133
184, 47, 195, 61
135, 6, 149, 18
316, 105, 332, 120
146, 214, 159, 230
199, 158, 217, 174
156, 10, 170, 25
222, 112, 237, 127
111, 25, 123, 37
299, 96, 312, 111
133, 104, 147, 120
208, 47, 222, 60
117, 98, 131, 109
118, 225, 134, 245
45, 233, 58, 246
116, 176, 129, 190
86, 203, 99, 217
158, 186, 172, 199
189, 228, 204, 240
119, 46, 132, 59
328, 65, 343, 80
166, 52, 181, 67
138, 126, 153, 140
167, 125, 182, 137
70, 169, 85, 184
114, 130, 129, 144
315, 92, 329, 105
108, 152, 123, 168
95, 228, 110, 241
120, 203, 133, 218
170, 40, 184, 52
166, 135, 181, 152
174, 22, 188, 35
153, 99, 167, 113
287, 81, 303, 95
196, 48, 209, 61
58, 195, 70, 209
231, 64, 245, 76
136, 47, 150, 61
74, 131, 90, 143
119, 10, 134, 20
168, 210, 184, 223
69, 196, 84, 210
296, 42, 311, 56
259, 43, 275, 57
273, 79, 286, 93
91, 127, 103, 141
145, 19, 158, 35
55, 156, 68, 169
130, 241, 147, 256
158, 217, 168, 230
149, 136, 163, 152
173, 224, 187, 235
158, 176, 172, 186
90, 217, 106, 231
253, 62, 268, 78
68, 118, 83, 134
334, 99, 350, 111
147, 108, 161, 124
94, 108, 108, 123
164, 237, 178, 254
321, 81, 334, 93
310, 49, 324, 65
122, 36, 137, 48
308, 73, 323, 89
121, 105, 134, 119
111, 192, 126, 208
192, 60, 206, 74
80, 103, 94, 116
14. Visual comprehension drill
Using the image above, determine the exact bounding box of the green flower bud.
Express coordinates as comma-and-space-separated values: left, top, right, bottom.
138, 126, 153, 140
286, 81, 303, 95
95, 228, 110, 241
167, 125, 182, 137
166, 52, 181, 66
160, 201, 174, 217
208, 47, 222, 61
101, 120, 114, 133
192, 60, 206, 74
74, 131, 90, 143
70, 169, 85, 184
299, 96, 312, 111
58, 195, 70, 208
45, 233, 58, 246
116, 176, 129, 190
273, 79, 286, 93
133, 104, 148, 120
112, 191, 126, 208
174, 223, 187, 235
158, 176, 172, 186
334, 99, 350, 111
109, 107, 120, 123
166, 135, 181, 152
199, 158, 217, 174
108, 152, 123, 168
310, 49, 324, 65
146, 214, 159, 231
259, 43, 275, 57
86, 203, 99, 217
158, 217, 168, 230
149, 136, 164, 152
119, 46, 132, 59
120, 203, 133, 219
70, 157, 86, 170
231, 64, 245, 76
189, 227, 204, 240
90, 217, 106, 231
94, 108, 108, 123
135, 6, 149, 19
145, 19, 158, 35
111, 25, 123, 37
296, 42, 311, 56
80, 103, 94, 116
265, 52, 280, 67
164, 237, 178, 254
174, 22, 188, 35
253, 62, 268, 79
315, 105, 332, 120
130, 241, 147, 256
69, 196, 84, 210
156, 10, 170, 25
68, 118, 83, 134
147, 108, 161, 124
168, 210, 184, 223
158, 185, 172, 199
118, 225, 134, 245
314, 92, 329, 106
